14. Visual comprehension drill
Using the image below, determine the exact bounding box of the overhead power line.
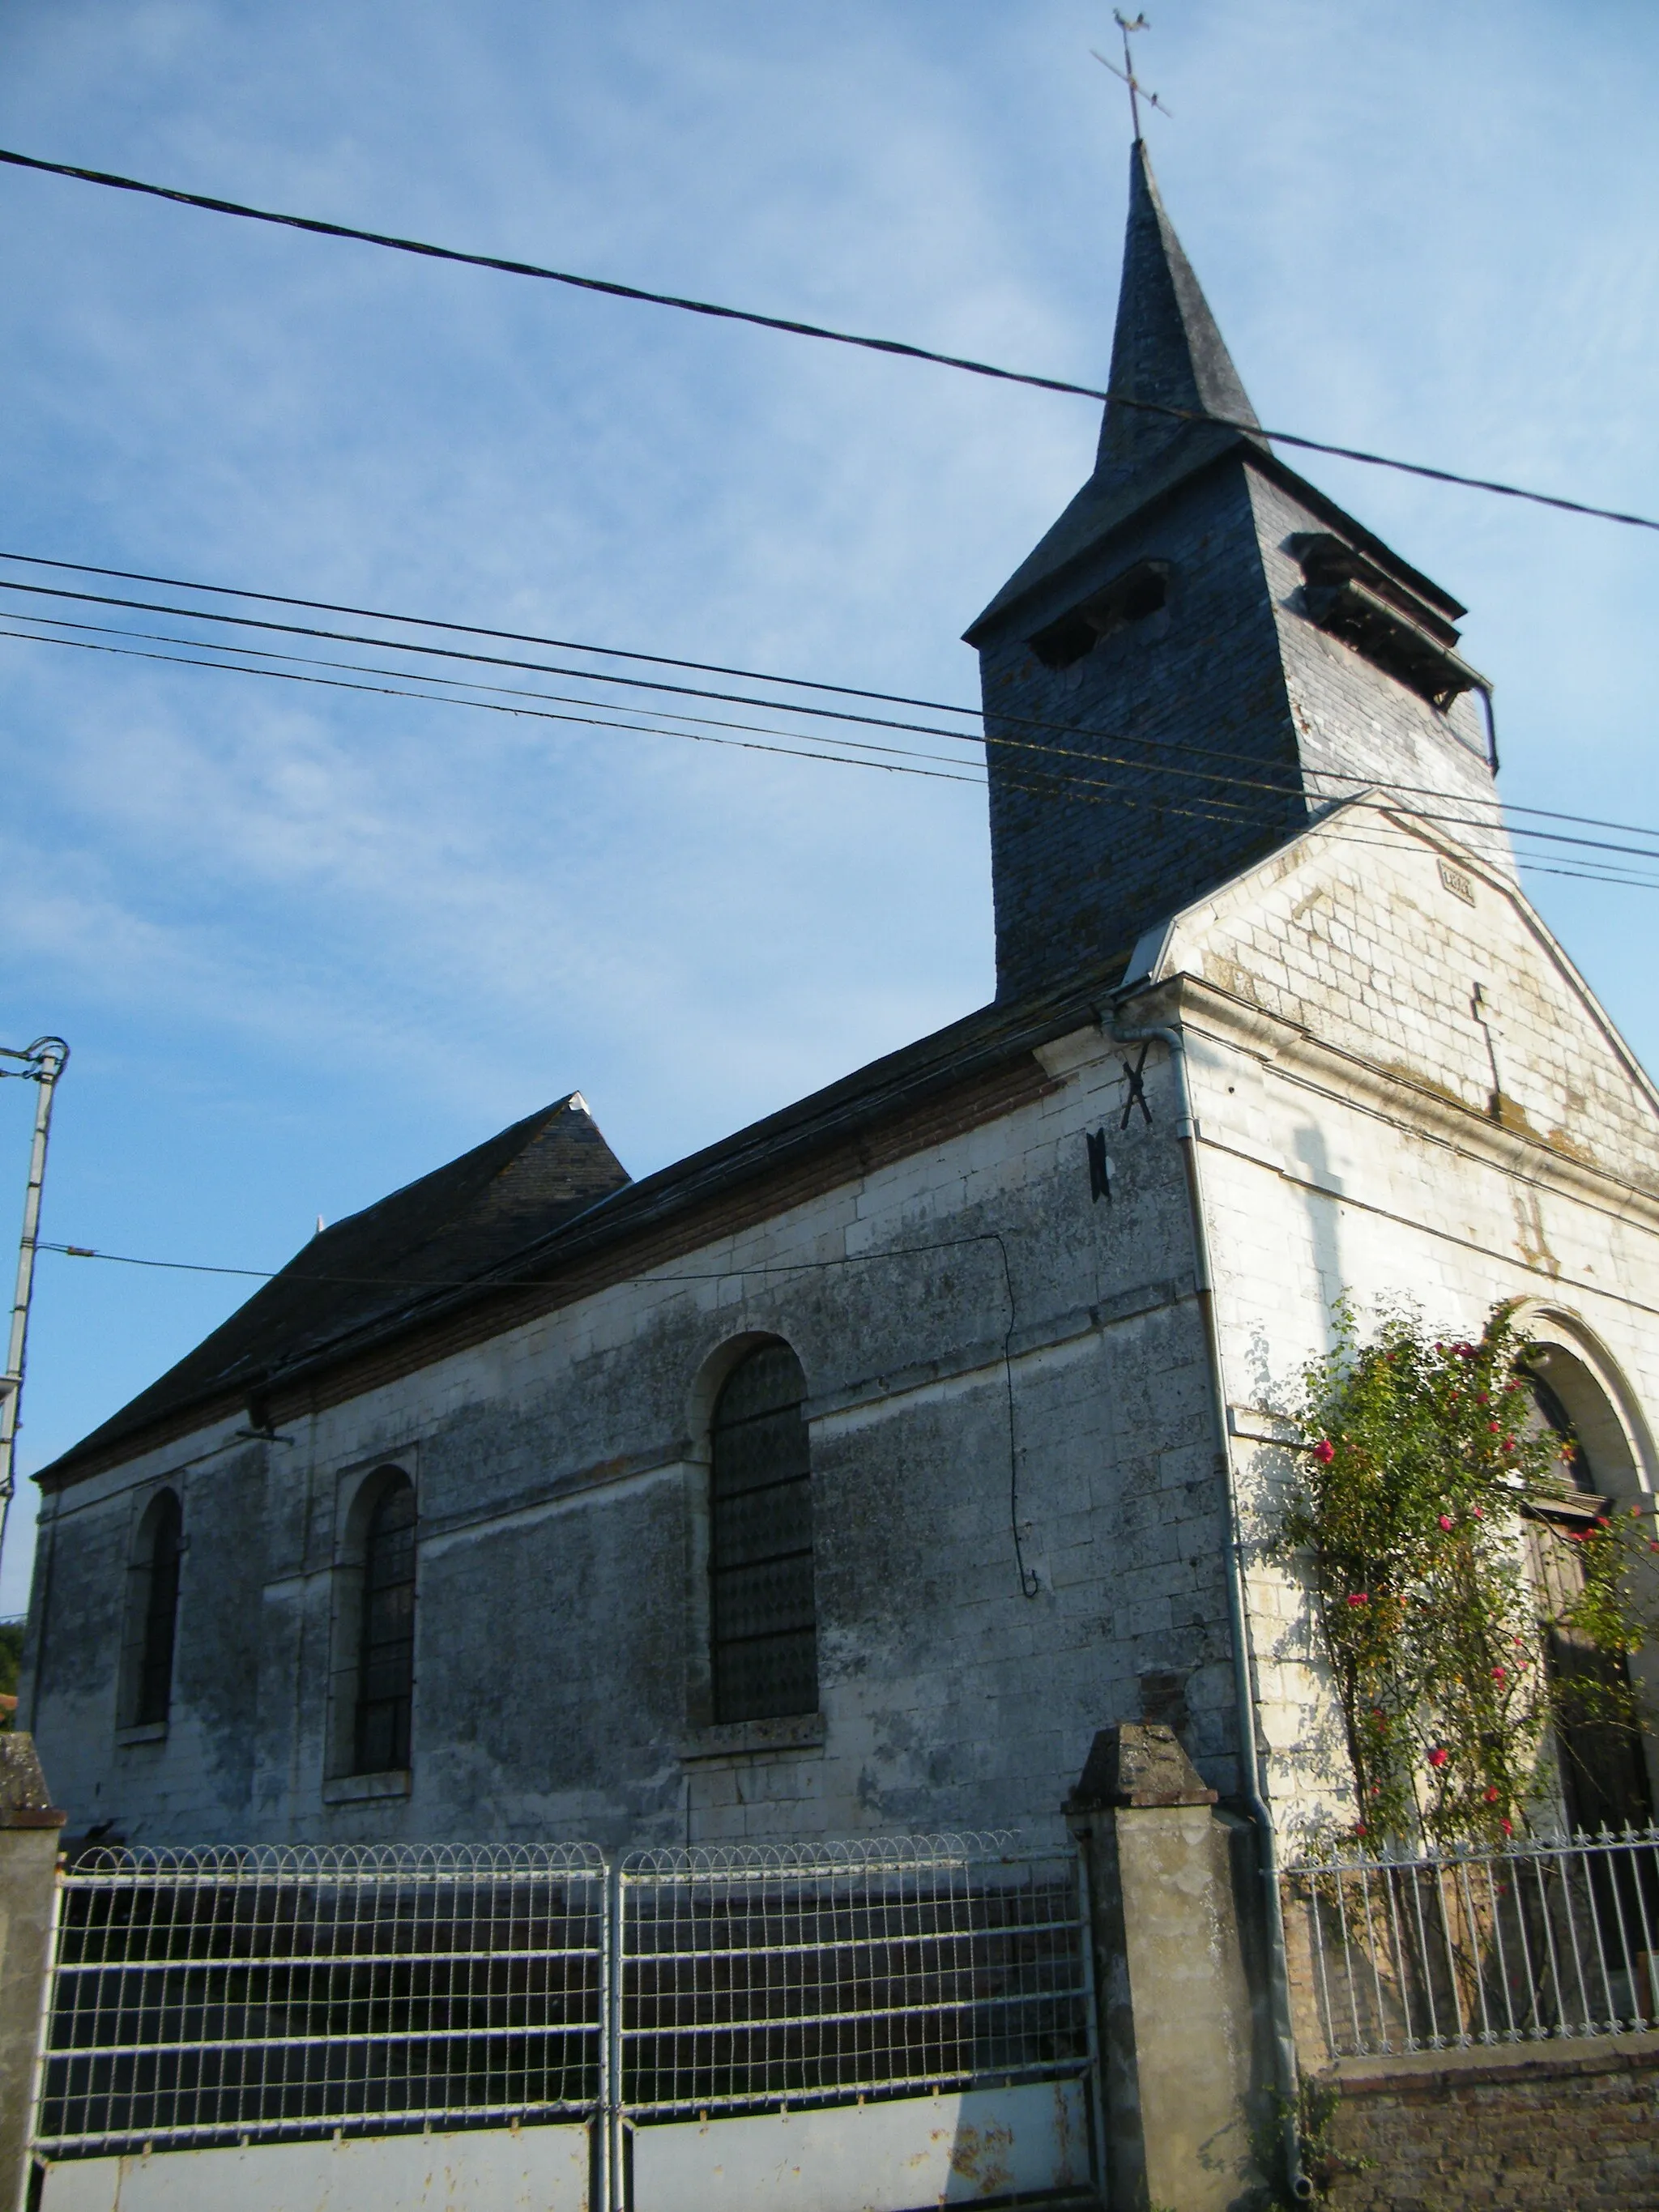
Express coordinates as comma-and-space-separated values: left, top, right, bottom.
0, 622, 981, 786
11, 603, 1659, 875
2, 145, 1655, 537
4, 545, 1652, 852
32, 1240, 964, 1293
6, 617, 1659, 893
3, 554, 1659, 867
0, 546, 959, 718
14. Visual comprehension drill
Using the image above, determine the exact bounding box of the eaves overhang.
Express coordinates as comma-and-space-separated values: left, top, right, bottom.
963, 433, 1465, 653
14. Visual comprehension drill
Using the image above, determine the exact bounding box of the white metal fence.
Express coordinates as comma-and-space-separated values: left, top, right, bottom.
616, 1835, 1092, 2119
1284, 1826, 1659, 2056
32, 1831, 1097, 2201
32, 1843, 608, 2156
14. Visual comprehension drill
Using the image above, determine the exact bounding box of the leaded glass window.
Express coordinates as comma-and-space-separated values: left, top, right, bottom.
355, 1474, 416, 1772
710, 1344, 817, 1723
135, 1489, 182, 1727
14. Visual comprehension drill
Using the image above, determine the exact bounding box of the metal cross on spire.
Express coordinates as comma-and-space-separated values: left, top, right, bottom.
1092, 11, 1172, 138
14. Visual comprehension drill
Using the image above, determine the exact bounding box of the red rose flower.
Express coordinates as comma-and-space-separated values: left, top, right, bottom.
1439, 1514, 1454, 1530
1347, 1592, 1369, 1607
1484, 1786, 1500, 1803
1491, 1665, 1508, 1683
1313, 1439, 1335, 1464
1428, 1747, 1448, 1769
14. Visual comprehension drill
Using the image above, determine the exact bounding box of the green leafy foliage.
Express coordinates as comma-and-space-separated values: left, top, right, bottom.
1277, 1299, 1655, 1847
1250, 2077, 1371, 2208
0, 1616, 24, 1730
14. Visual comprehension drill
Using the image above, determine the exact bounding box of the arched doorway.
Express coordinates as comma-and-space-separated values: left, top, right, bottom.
1519, 1332, 1656, 1835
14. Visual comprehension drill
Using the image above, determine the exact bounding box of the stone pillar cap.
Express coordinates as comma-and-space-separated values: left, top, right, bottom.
1065, 1721, 1219, 1811
0, 1733, 66, 1828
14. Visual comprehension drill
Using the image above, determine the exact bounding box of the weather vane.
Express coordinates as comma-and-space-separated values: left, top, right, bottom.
1092, 11, 1172, 137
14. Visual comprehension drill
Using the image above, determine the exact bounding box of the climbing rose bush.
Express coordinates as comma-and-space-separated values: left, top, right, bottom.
1277, 1298, 1654, 1848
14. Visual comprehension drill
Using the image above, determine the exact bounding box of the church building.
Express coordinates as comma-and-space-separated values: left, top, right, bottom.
19, 146, 1659, 1858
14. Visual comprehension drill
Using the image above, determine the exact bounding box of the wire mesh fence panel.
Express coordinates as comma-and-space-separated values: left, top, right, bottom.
617, 1834, 1091, 2119
35, 1843, 607, 2155
1284, 1827, 1659, 2057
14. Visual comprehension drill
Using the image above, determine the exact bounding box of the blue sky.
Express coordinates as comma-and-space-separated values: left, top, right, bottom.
2, 0, 1656, 1611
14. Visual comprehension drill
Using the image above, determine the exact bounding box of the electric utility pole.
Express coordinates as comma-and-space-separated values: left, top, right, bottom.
0, 1036, 69, 1586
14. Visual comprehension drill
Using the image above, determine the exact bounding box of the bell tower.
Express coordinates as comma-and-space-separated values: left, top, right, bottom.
966, 143, 1503, 1003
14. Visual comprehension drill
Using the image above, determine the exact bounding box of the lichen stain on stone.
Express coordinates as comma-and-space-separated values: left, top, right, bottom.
1544, 1124, 1596, 1168
1511, 1186, 1562, 1278
1379, 1059, 1478, 1116
1491, 1090, 1546, 1143
1203, 952, 1260, 1005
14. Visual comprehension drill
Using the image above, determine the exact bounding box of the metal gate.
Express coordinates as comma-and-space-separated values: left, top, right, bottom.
28, 1843, 607, 2211
28, 1832, 1101, 2211
613, 1834, 1099, 2210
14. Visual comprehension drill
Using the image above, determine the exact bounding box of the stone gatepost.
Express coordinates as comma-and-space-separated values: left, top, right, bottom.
1066, 1723, 1260, 2212
0, 1737, 65, 2212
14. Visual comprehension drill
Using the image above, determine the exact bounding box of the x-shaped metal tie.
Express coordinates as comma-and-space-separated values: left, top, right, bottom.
1119, 1042, 1153, 1129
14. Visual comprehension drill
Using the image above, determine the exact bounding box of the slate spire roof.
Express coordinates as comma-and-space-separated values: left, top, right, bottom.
966, 138, 1499, 1002
1094, 139, 1263, 489
969, 140, 1268, 638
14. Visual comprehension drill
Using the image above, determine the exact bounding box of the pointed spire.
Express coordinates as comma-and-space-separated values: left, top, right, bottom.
1094, 142, 1261, 487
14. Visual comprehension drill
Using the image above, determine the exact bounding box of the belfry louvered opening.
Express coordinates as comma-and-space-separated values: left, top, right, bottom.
710, 1342, 818, 1724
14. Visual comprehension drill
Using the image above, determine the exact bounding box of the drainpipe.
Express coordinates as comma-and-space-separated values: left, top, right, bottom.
1109, 1009, 1311, 2203
1476, 682, 1499, 774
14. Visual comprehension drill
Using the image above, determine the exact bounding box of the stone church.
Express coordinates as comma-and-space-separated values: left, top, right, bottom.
19, 145, 1659, 1859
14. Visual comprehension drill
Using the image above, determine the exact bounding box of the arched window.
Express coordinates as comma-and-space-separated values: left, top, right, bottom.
354, 1475, 417, 1773
1523, 1369, 1598, 1496
1521, 1357, 1653, 1835
710, 1343, 817, 1723
133, 1489, 183, 1727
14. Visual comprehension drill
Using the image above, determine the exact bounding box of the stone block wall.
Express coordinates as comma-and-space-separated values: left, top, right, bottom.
1324, 2041, 1659, 2212
23, 1024, 1244, 1852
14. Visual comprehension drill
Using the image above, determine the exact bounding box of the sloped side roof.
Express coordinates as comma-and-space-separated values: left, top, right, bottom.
41, 961, 1133, 1487
58, 1096, 630, 1467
